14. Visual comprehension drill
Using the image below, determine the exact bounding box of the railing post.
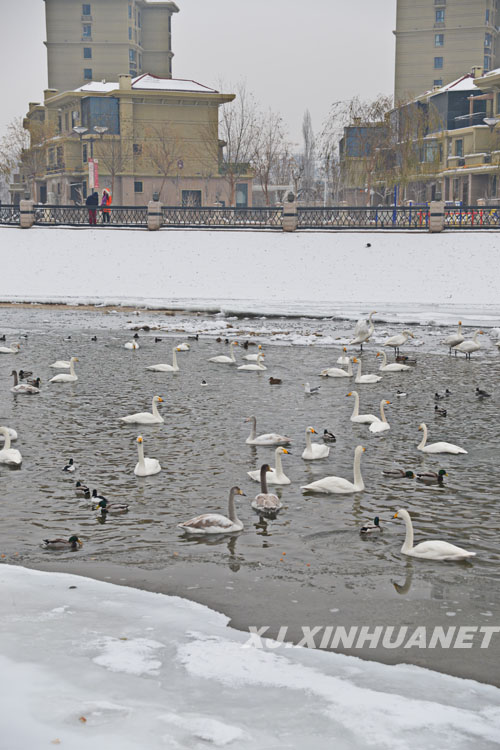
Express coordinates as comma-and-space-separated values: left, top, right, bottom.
282, 191, 298, 232
429, 200, 445, 233
147, 200, 163, 231
19, 199, 35, 229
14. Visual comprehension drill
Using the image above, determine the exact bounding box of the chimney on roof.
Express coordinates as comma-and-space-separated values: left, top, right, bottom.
119, 74, 132, 90
472, 66, 484, 79
353, 117, 362, 126
44, 88, 59, 101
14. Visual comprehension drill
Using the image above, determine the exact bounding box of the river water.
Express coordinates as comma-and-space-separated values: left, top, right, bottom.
1, 303, 499, 684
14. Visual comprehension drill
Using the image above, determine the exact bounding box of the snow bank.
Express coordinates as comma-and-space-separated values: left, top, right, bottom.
1, 565, 500, 749
0, 228, 498, 316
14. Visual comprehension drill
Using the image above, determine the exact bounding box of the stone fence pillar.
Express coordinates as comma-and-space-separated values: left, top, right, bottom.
282, 191, 298, 232
147, 200, 163, 231
429, 200, 445, 233
19, 200, 35, 229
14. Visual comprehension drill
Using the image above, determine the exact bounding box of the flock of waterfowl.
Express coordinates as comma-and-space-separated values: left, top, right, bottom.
0, 312, 496, 561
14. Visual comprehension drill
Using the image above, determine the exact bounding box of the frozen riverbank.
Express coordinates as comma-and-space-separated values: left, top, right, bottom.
1, 227, 499, 314
2, 565, 500, 750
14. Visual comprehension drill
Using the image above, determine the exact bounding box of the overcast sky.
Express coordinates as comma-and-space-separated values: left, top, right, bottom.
0, 0, 396, 144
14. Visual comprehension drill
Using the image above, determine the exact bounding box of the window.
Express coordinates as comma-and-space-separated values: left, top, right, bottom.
485, 55, 491, 71
65, 112, 69, 131
129, 26, 132, 39
84, 68, 92, 80
138, 11, 141, 27
81, 96, 120, 134
182, 190, 202, 207
71, 110, 80, 127
57, 115, 62, 133
486, 8, 490, 24
83, 47, 92, 59
48, 147, 55, 165
435, 33, 444, 46
435, 9, 445, 23
82, 4, 91, 15
434, 79, 443, 87
134, 181, 143, 193
434, 56, 444, 69
56, 146, 64, 166
128, 4, 132, 18
129, 49, 136, 62
83, 144, 88, 163
485, 33, 492, 47
133, 143, 142, 155
82, 24, 91, 38
455, 140, 463, 157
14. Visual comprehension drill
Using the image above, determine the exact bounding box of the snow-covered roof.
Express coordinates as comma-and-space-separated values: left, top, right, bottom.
74, 75, 219, 95
429, 74, 479, 97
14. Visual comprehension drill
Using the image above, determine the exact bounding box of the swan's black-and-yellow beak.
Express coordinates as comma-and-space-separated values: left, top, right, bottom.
393, 512, 399, 519
346, 392, 352, 397
137, 436, 143, 443
386, 400, 391, 405
283, 449, 289, 454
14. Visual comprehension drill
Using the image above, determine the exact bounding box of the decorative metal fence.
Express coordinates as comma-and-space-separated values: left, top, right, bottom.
162, 205, 282, 229
1, 203, 500, 230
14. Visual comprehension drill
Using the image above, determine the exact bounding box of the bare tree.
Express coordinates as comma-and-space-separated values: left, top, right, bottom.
252, 110, 290, 205
297, 110, 316, 201
94, 135, 133, 198
143, 123, 182, 201
0, 117, 54, 200
219, 82, 260, 206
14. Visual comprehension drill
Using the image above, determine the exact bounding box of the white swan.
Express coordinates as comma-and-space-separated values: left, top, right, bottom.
376, 351, 411, 372
302, 426, 330, 460
336, 347, 350, 365
178, 486, 246, 534
208, 341, 238, 364
394, 509, 475, 561
346, 391, 379, 424
245, 416, 291, 445
238, 352, 267, 371
350, 311, 376, 350
146, 347, 180, 372
247, 447, 291, 484
320, 357, 354, 378
354, 358, 382, 384
452, 330, 484, 359
0, 427, 17, 443
177, 342, 190, 351
383, 330, 414, 354
0, 426, 22, 466
124, 340, 140, 350
120, 395, 164, 424
417, 423, 467, 454
301, 445, 365, 494
0, 343, 20, 354
442, 321, 464, 354
49, 357, 78, 383
251, 464, 283, 516
49, 359, 71, 369
369, 400, 391, 433
134, 435, 161, 476
242, 344, 263, 361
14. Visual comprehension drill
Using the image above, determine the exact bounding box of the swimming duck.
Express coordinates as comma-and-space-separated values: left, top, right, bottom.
323, 430, 336, 442
154, 337, 162, 343
62, 458, 75, 473
416, 469, 447, 486
42, 535, 83, 551
26, 377, 41, 388
94, 498, 129, 514
382, 469, 415, 479
476, 387, 491, 398
269, 377, 282, 385
75, 481, 90, 498
91, 489, 108, 503
434, 405, 447, 417
91, 336, 97, 342
360, 517, 381, 534
396, 390, 407, 397
18, 370, 33, 380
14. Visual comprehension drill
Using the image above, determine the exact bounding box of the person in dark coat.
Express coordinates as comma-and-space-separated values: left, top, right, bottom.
86, 191, 99, 225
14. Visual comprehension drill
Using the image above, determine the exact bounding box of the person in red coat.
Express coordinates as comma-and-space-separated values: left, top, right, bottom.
101, 188, 112, 223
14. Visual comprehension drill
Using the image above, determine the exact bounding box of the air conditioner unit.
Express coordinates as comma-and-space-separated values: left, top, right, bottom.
484, 153, 492, 163
458, 158, 465, 166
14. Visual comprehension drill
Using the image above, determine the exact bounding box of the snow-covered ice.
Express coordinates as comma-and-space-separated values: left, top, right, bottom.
1, 565, 500, 750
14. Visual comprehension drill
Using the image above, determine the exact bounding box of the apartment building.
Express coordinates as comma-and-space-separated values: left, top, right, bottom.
44, 0, 179, 93
394, 0, 500, 102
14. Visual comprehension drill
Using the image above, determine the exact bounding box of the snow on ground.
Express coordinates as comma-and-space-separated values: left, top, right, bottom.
1, 565, 500, 750
0, 228, 499, 311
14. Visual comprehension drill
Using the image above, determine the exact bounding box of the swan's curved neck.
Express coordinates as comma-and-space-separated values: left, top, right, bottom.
368, 312, 375, 335
230, 345, 236, 362
69, 360, 76, 376
351, 391, 360, 417
401, 512, 414, 552
228, 489, 240, 523
347, 359, 353, 376
152, 399, 160, 418
172, 349, 178, 369
380, 351, 387, 366
260, 465, 269, 494
353, 448, 364, 490
274, 450, 284, 477
248, 417, 256, 441
305, 430, 313, 451
473, 331, 480, 343
417, 425, 428, 450
137, 441, 145, 467
0, 428, 11, 450
379, 401, 387, 423
457, 323, 462, 334
12, 371, 18, 387
355, 360, 362, 378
